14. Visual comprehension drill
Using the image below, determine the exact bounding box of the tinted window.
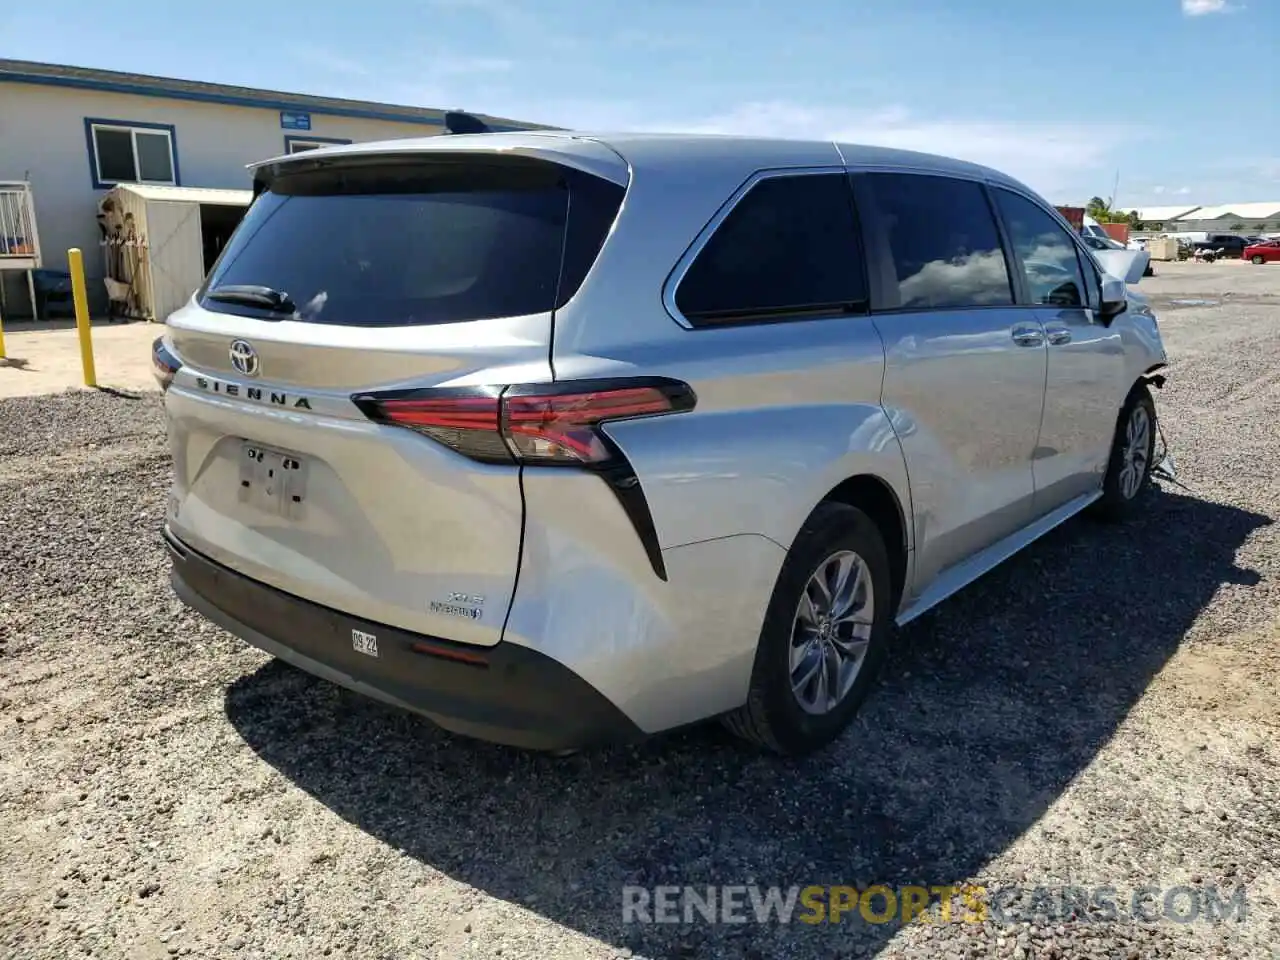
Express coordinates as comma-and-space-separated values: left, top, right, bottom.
201, 159, 622, 327
94, 129, 137, 182
994, 189, 1087, 307
674, 174, 867, 325
135, 132, 174, 182
864, 173, 1013, 310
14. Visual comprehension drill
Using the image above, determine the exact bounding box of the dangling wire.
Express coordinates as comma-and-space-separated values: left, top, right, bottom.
1152, 416, 1193, 492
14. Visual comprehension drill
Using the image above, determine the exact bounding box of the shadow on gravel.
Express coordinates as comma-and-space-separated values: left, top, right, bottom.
225, 486, 1269, 959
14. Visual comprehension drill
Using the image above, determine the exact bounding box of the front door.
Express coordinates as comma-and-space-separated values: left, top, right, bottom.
992, 188, 1128, 512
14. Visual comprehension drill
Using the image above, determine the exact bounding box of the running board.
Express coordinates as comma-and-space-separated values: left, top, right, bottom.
895, 490, 1101, 627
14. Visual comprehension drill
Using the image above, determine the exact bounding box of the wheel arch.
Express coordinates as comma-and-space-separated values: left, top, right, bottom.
1140, 362, 1168, 391
818, 474, 909, 613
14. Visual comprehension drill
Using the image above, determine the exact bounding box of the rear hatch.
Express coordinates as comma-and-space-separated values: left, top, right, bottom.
163, 145, 626, 645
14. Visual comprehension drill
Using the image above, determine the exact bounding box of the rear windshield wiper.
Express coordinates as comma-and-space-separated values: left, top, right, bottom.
205, 284, 298, 314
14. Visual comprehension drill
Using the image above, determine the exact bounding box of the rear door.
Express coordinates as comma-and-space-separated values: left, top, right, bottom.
991, 187, 1127, 513
856, 172, 1047, 592
163, 152, 624, 645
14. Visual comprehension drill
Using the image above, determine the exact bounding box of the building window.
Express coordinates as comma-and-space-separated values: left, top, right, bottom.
85, 119, 178, 188
284, 136, 352, 154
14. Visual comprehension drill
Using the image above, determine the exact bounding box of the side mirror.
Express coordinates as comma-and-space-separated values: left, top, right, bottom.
1098, 273, 1128, 324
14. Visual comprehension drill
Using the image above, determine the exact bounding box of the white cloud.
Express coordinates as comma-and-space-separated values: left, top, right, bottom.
425, 0, 579, 50
287, 44, 371, 78
1181, 0, 1232, 15
1176, 186, 1193, 195
1153, 185, 1167, 194
428, 55, 515, 77
627, 100, 1136, 197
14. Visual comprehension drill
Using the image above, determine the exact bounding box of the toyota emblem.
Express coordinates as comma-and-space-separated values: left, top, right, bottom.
229, 339, 260, 377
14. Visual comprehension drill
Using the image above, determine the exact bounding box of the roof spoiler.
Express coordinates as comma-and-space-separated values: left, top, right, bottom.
443, 111, 492, 135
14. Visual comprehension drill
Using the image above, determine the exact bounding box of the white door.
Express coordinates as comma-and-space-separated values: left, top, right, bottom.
145, 201, 203, 322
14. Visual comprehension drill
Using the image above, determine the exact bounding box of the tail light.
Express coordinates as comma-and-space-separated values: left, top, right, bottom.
351, 379, 695, 468
152, 337, 182, 391
351, 378, 696, 581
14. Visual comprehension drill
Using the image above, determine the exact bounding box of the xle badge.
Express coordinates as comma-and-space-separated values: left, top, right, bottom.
351, 629, 379, 658
429, 593, 485, 621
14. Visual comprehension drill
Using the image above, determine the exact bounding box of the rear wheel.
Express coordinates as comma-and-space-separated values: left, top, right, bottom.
1093, 384, 1157, 522
1253, 255, 1266, 265
723, 502, 892, 755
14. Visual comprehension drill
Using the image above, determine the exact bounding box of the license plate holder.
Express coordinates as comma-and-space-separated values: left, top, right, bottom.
238, 442, 308, 519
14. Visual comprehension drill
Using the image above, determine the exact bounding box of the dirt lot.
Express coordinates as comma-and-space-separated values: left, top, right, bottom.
2, 260, 1278, 959
0, 319, 159, 399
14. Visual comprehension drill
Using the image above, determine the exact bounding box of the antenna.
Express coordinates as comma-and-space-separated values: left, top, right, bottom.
443, 111, 492, 135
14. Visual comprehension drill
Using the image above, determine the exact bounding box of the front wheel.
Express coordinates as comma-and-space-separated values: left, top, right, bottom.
1253, 255, 1266, 265
722, 502, 893, 755
1093, 385, 1157, 522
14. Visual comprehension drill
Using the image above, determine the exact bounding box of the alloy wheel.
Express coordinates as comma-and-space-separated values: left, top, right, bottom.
790, 550, 875, 715
1119, 405, 1151, 500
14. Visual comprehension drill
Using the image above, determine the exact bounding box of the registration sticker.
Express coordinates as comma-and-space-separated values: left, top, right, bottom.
351, 629, 379, 658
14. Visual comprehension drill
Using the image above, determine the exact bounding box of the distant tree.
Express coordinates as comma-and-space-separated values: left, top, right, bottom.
1229, 222, 1245, 231
1086, 196, 1113, 221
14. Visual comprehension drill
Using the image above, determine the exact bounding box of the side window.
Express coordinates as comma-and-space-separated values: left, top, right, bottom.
862, 173, 1013, 310
993, 189, 1087, 307
674, 174, 867, 325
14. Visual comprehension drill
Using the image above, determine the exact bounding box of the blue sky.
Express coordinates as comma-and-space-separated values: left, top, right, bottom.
3, 0, 1277, 207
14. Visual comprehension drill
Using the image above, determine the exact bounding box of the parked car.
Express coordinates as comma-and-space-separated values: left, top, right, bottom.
154, 133, 1171, 756
1244, 239, 1280, 264
1191, 234, 1250, 257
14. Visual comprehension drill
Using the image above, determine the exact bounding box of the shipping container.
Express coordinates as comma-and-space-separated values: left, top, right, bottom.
1102, 222, 1130, 244
1055, 206, 1085, 232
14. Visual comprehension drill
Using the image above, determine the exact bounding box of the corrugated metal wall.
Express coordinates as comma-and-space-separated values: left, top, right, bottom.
144, 201, 203, 322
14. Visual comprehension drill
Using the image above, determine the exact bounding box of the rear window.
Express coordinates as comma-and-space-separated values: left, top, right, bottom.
200, 158, 623, 326
674, 173, 868, 326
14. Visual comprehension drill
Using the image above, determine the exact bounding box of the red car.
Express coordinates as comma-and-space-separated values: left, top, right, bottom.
1243, 240, 1280, 264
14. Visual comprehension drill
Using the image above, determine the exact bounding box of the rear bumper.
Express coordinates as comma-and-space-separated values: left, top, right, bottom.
164, 527, 642, 751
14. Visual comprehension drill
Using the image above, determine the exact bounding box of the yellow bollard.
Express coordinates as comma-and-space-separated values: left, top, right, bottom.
68, 248, 97, 388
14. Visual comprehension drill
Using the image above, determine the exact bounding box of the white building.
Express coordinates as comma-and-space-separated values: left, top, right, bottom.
1169, 203, 1280, 236
1132, 205, 1202, 233
0, 59, 545, 316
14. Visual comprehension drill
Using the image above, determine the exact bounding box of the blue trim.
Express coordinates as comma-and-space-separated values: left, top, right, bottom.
284, 134, 352, 154
83, 117, 181, 190
6, 70, 445, 127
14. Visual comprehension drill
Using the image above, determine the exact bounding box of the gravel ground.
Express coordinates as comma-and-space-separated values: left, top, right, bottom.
2, 260, 1278, 959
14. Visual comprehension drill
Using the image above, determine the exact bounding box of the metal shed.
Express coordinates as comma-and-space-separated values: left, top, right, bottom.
98, 183, 251, 322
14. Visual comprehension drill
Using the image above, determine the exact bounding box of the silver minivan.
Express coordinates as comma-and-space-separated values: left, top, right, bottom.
155, 132, 1170, 755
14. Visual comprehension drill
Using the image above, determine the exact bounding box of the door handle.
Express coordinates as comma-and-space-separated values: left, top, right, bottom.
1011, 324, 1044, 347
1045, 327, 1072, 346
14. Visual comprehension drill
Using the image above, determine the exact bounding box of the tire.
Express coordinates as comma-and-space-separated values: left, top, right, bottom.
722, 502, 893, 755
1093, 384, 1157, 522
1252, 255, 1266, 265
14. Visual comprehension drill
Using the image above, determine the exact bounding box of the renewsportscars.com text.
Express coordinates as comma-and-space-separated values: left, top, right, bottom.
621, 884, 1248, 926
